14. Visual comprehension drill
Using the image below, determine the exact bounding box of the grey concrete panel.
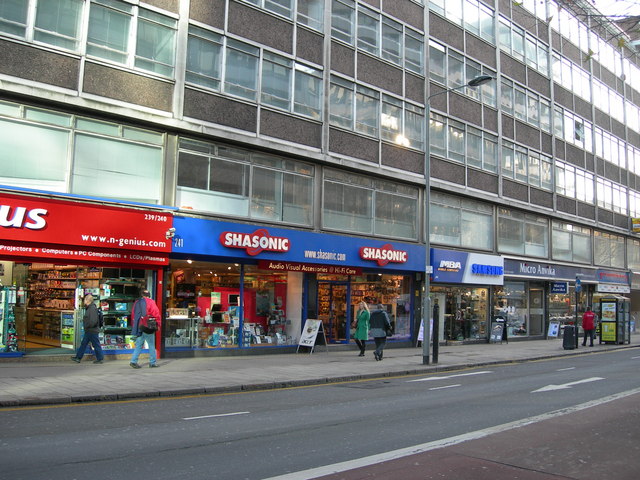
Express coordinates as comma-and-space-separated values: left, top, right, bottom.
585, 153, 595, 173
574, 96, 591, 120
561, 41, 582, 67
614, 212, 629, 229
554, 138, 566, 160
190, 0, 226, 29
541, 132, 553, 155
604, 161, 622, 184
357, 53, 403, 96
513, 7, 535, 35
530, 187, 553, 209
331, 41, 355, 78
429, 12, 463, 52
527, 69, 550, 97
565, 144, 585, 169
577, 202, 596, 220
0, 39, 79, 90
296, 27, 324, 66
405, 72, 424, 104
552, 84, 573, 111
593, 108, 610, 130
597, 208, 614, 225
500, 53, 526, 85
596, 156, 605, 176
612, 118, 626, 140
260, 109, 321, 148
431, 157, 464, 185
382, 0, 424, 31
467, 168, 498, 194
229, 1, 293, 54
628, 129, 640, 149
145, 0, 179, 14
514, 119, 540, 150
361, 0, 380, 8
483, 106, 498, 134
329, 128, 379, 164
502, 114, 514, 140
380, 143, 423, 174
83, 62, 173, 111
466, 35, 497, 69
450, 95, 483, 126
497, 0, 511, 17
183, 88, 257, 132
502, 178, 528, 202
556, 195, 577, 216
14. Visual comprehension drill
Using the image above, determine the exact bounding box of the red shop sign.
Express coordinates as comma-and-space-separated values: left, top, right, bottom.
0, 193, 172, 253
0, 241, 168, 266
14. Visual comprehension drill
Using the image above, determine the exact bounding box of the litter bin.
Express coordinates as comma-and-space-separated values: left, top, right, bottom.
563, 325, 576, 350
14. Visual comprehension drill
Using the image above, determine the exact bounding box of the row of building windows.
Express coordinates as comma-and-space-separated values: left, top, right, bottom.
3, 98, 640, 270
331, 0, 424, 74
432, 192, 633, 269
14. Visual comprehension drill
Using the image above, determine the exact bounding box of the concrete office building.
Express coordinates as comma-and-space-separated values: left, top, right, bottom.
0, 0, 638, 356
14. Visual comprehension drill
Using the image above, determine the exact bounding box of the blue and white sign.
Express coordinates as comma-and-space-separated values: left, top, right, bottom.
171, 216, 426, 272
431, 248, 504, 285
550, 282, 568, 294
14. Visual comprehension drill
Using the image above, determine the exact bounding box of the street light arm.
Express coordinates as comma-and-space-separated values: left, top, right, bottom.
427, 75, 494, 102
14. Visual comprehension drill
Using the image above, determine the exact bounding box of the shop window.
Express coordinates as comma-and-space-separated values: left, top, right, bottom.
165, 261, 301, 350
431, 286, 488, 342
493, 282, 528, 337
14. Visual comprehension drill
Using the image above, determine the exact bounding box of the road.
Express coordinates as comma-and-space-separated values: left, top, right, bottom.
0, 349, 639, 479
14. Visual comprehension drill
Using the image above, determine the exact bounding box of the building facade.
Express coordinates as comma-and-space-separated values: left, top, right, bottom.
0, 0, 639, 356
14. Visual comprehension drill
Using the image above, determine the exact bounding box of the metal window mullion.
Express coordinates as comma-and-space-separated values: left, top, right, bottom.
128, 5, 139, 69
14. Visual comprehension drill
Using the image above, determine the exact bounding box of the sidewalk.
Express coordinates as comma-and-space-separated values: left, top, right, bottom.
0, 339, 637, 407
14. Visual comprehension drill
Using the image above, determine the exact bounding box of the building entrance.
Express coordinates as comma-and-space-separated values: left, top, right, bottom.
317, 282, 350, 343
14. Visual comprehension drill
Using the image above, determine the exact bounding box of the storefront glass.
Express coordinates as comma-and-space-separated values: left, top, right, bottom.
493, 281, 529, 336
431, 285, 489, 341
165, 260, 301, 350
0, 263, 153, 354
315, 273, 412, 343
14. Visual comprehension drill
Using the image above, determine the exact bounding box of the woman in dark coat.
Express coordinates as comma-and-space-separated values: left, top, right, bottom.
369, 304, 391, 361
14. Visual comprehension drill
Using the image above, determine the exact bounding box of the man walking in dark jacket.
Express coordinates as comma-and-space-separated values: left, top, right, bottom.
369, 304, 392, 361
71, 293, 104, 364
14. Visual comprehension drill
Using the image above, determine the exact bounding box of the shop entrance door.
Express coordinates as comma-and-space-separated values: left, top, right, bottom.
529, 285, 544, 336
317, 282, 350, 343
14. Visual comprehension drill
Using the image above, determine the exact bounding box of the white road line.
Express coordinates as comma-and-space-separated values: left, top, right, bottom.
429, 384, 461, 391
632, 356, 640, 359
263, 387, 640, 480
557, 367, 576, 371
532, 377, 604, 393
407, 371, 493, 382
183, 411, 249, 421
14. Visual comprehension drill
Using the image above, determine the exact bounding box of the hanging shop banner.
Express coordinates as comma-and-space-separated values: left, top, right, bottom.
172, 216, 425, 272
431, 248, 504, 285
0, 192, 172, 253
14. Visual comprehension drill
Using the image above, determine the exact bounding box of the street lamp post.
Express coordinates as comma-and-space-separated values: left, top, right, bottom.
422, 74, 494, 365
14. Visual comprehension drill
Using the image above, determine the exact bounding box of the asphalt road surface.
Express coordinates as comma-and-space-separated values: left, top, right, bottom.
1, 348, 639, 480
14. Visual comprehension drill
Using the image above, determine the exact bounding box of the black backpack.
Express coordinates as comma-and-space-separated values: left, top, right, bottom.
97, 308, 104, 329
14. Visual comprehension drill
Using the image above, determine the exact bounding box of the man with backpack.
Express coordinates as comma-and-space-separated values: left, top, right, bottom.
130, 289, 161, 369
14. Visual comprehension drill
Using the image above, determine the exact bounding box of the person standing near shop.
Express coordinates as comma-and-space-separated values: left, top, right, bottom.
71, 293, 104, 364
352, 301, 370, 356
582, 306, 596, 347
369, 303, 392, 361
130, 289, 162, 369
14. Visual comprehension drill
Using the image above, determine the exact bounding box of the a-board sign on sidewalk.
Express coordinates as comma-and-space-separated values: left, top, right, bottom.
547, 320, 560, 338
490, 320, 504, 343
296, 319, 328, 354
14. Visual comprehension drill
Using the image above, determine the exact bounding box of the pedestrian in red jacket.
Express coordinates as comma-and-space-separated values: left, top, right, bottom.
582, 306, 595, 347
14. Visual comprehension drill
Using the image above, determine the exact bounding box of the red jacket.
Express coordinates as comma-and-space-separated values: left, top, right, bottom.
582, 310, 595, 330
